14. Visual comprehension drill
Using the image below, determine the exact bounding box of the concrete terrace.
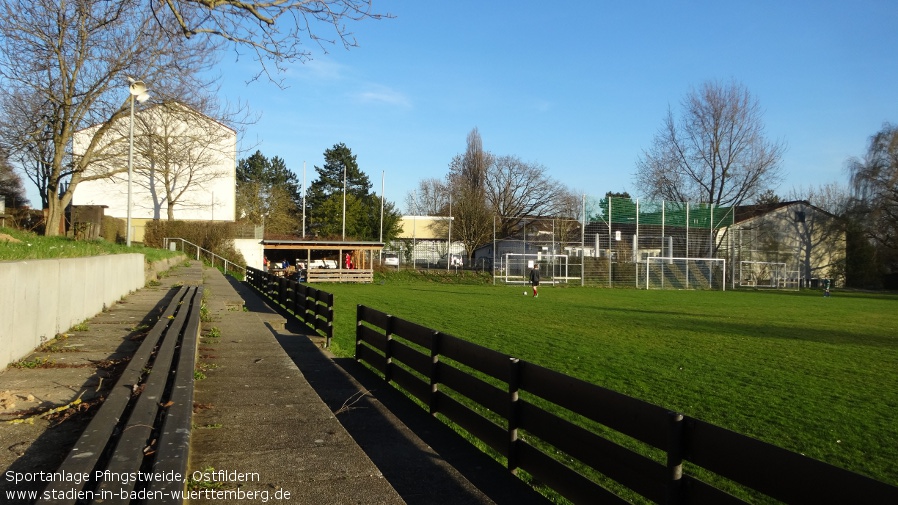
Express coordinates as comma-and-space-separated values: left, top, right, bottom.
0, 260, 545, 505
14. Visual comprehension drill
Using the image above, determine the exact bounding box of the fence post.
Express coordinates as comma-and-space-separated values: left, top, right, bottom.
289, 281, 299, 318
285, 279, 295, 312
355, 305, 363, 361
384, 315, 395, 383
666, 412, 685, 505
278, 277, 287, 305
296, 284, 308, 325
428, 331, 442, 415
266, 271, 276, 298
324, 292, 334, 348
508, 357, 522, 475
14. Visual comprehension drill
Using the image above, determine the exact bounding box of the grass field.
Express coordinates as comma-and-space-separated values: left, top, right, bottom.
321, 278, 898, 490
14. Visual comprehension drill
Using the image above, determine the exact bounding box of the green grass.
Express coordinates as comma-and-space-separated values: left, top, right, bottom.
0, 226, 180, 263
9, 356, 55, 369
321, 280, 898, 490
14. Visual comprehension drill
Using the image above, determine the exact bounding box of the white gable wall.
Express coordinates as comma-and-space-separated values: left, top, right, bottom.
73, 104, 236, 234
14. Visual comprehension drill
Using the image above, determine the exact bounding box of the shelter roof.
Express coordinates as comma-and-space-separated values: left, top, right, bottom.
261, 238, 384, 250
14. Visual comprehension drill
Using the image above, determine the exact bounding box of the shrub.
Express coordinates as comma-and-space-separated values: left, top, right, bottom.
101, 216, 126, 244
144, 220, 246, 267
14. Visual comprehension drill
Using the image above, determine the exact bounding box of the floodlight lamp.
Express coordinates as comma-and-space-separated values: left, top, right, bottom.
129, 80, 146, 97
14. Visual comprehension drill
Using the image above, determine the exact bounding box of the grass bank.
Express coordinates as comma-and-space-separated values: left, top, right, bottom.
0, 227, 179, 263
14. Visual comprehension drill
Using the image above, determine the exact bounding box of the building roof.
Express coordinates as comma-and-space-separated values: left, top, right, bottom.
732, 200, 835, 223
261, 239, 384, 251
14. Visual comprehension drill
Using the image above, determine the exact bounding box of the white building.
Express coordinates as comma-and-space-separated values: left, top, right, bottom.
73, 102, 236, 242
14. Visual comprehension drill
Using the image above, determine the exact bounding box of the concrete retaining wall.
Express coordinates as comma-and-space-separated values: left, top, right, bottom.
144, 255, 187, 284
0, 254, 146, 369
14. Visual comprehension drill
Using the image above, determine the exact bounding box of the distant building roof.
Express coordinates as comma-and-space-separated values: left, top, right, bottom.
732, 200, 834, 223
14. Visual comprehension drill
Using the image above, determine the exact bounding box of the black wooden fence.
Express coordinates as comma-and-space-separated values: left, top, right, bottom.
355, 304, 898, 505
245, 267, 334, 346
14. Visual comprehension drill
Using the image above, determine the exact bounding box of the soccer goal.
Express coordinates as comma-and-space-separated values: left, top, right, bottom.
503, 253, 570, 284
645, 257, 726, 290
739, 261, 798, 290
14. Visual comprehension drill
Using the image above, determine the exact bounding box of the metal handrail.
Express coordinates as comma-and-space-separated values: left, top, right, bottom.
162, 237, 246, 276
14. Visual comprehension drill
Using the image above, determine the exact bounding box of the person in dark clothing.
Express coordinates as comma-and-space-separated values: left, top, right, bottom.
529, 264, 540, 297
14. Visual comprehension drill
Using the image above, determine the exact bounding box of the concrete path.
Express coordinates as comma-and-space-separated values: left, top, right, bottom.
218, 275, 547, 505
188, 268, 404, 505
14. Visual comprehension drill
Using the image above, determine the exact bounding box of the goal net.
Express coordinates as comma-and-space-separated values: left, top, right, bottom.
645, 257, 726, 290
739, 261, 798, 289
503, 253, 571, 284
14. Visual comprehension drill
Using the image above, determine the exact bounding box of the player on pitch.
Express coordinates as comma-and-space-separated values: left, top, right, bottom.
529, 264, 540, 298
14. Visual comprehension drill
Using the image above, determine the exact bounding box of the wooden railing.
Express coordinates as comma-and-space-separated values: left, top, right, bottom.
306, 268, 373, 283
245, 267, 334, 347
355, 305, 898, 504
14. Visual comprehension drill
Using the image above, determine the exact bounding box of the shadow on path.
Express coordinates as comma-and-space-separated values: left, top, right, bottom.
225, 277, 547, 504
277, 333, 548, 505
0, 287, 181, 502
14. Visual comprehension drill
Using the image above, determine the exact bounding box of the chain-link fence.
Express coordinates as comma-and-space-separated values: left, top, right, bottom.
388, 197, 820, 289
481, 198, 736, 288
390, 237, 469, 270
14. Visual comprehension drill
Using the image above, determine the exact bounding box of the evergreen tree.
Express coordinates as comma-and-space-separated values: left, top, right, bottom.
236, 150, 302, 234
755, 189, 781, 206
307, 143, 370, 238
307, 143, 402, 242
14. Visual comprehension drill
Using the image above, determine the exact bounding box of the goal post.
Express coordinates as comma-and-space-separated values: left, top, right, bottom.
503, 253, 570, 285
645, 257, 726, 290
739, 261, 798, 290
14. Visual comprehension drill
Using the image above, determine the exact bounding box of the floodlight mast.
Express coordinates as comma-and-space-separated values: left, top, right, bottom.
126, 79, 149, 247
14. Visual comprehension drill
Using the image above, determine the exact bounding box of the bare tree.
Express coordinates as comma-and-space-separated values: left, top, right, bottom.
447, 128, 493, 259
789, 183, 850, 217
405, 178, 448, 215
847, 123, 898, 280
0, 149, 29, 208
0, 0, 221, 235
485, 155, 569, 238
636, 80, 785, 209
161, 0, 389, 79
89, 102, 236, 220
551, 188, 584, 245
788, 183, 850, 282
1, 89, 56, 210
848, 123, 898, 250
419, 128, 582, 257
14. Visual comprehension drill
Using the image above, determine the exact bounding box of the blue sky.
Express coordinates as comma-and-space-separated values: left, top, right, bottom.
217, 1, 897, 213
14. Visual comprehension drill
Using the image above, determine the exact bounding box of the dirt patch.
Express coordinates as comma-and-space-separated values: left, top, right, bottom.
0, 390, 36, 413
0, 232, 22, 243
